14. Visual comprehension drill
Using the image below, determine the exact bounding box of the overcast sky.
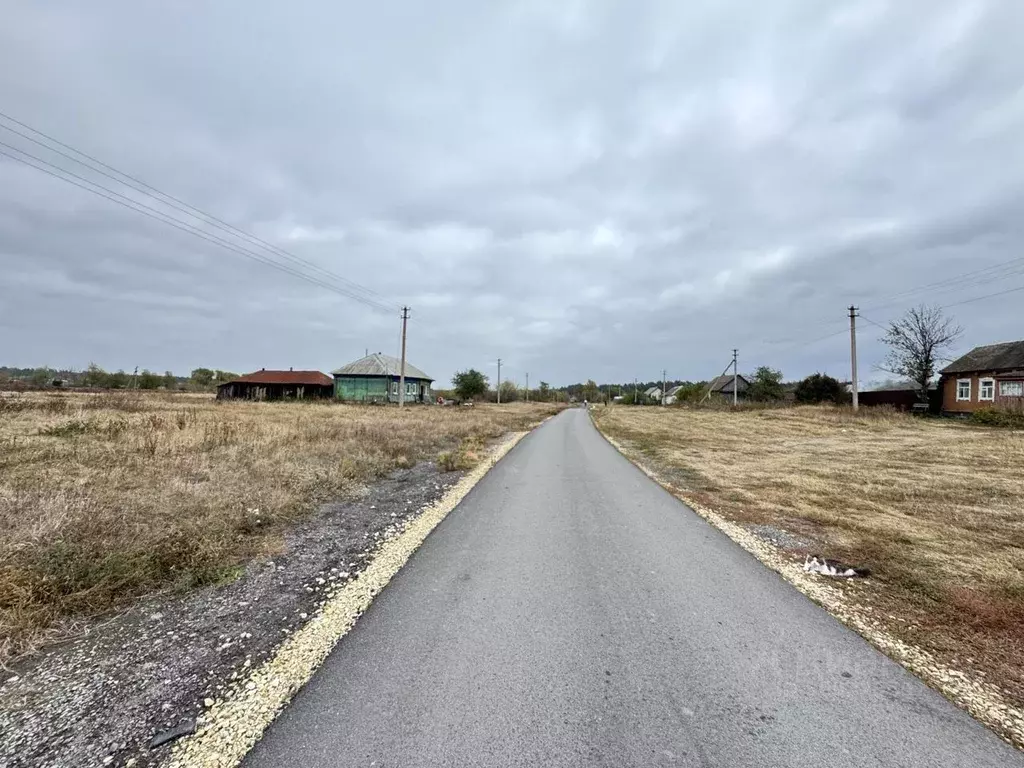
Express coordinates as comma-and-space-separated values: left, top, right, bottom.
3, 1, 1024, 387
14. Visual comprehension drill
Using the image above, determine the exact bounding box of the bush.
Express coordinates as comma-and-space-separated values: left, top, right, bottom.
747, 367, 784, 402
973, 407, 1024, 429
795, 373, 847, 404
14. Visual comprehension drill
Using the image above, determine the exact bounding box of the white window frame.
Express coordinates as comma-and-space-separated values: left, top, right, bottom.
979, 377, 995, 402
956, 378, 972, 402
406, 382, 416, 395
999, 380, 1023, 397
391, 381, 399, 395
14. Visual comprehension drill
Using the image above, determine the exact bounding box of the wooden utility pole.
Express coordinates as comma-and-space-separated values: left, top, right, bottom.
398, 306, 409, 408
525, 372, 529, 402
732, 349, 739, 406
497, 358, 502, 404
849, 305, 859, 411
634, 377, 638, 405
662, 369, 667, 407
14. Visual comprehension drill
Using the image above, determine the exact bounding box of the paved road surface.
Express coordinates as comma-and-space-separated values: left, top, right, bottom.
246, 409, 1021, 767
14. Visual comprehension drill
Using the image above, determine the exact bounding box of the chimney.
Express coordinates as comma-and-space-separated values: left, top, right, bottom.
290, 367, 293, 371
261, 367, 265, 371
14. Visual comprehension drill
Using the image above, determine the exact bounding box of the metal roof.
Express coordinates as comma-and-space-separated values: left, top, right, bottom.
709, 374, 750, 393
941, 341, 1024, 374
331, 353, 432, 381
221, 370, 334, 387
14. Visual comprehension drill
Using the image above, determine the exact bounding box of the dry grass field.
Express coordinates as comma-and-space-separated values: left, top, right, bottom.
595, 405, 1024, 705
0, 391, 561, 662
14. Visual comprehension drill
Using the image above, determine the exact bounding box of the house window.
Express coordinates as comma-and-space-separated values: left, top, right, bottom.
956, 379, 971, 401
406, 382, 416, 395
1000, 381, 1024, 397
391, 381, 398, 395
979, 378, 995, 401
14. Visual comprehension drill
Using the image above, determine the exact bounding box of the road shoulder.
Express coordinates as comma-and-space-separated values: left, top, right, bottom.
593, 418, 1024, 751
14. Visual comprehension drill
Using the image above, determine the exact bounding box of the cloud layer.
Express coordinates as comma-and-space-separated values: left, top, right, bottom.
3, 1, 1023, 387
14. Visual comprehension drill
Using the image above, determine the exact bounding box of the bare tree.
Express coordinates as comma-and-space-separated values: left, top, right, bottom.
880, 305, 962, 402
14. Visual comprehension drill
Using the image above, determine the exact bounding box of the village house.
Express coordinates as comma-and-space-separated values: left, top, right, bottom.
216, 369, 334, 400
332, 353, 434, 404
939, 340, 1024, 414
708, 374, 750, 401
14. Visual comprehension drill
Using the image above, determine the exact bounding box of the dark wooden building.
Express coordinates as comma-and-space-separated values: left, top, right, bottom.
216, 369, 334, 401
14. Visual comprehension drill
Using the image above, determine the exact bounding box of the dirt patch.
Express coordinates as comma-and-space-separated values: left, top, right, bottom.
0, 459, 461, 767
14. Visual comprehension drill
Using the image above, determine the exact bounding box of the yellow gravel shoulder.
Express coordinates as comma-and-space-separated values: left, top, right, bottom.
600, 431, 1024, 751
168, 431, 529, 768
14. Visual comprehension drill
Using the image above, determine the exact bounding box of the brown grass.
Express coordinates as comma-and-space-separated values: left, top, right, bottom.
594, 404, 1024, 703
0, 392, 561, 662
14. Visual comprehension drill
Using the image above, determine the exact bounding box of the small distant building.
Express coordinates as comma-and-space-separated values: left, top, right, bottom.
332, 353, 433, 404
216, 369, 334, 401
663, 385, 685, 405
644, 386, 662, 402
939, 340, 1024, 414
708, 374, 750, 401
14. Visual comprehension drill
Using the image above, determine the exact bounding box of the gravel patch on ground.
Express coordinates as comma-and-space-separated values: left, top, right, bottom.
745, 523, 814, 551
600, 432, 1024, 752
169, 431, 527, 768
0, 460, 465, 768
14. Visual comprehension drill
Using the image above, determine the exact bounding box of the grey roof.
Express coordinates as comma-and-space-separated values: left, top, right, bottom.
709, 374, 750, 393
941, 341, 1024, 374
332, 353, 432, 381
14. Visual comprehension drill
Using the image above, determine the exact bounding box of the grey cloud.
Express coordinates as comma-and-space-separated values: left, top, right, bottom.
2, 0, 1024, 387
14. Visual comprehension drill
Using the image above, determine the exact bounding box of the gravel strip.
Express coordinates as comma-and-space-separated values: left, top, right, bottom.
0, 460, 467, 767
167, 431, 528, 768
601, 433, 1024, 751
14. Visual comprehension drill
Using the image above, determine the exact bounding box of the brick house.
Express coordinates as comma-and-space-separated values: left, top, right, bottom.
939, 340, 1024, 414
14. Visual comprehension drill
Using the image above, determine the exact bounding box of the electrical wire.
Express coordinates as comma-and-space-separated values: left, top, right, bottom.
0, 144, 399, 314
0, 111, 401, 312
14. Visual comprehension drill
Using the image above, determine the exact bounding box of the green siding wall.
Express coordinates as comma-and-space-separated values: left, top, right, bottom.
334, 376, 432, 403
334, 376, 390, 402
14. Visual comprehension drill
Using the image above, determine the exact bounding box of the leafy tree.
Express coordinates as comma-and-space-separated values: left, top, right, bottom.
794, 373, 846, 404
452, 369, 488, 400
498, 380, 519, 402
107, 369, 130, 389
581, 379, 600, 402
669, 381, 706, 404
162, 371, 177, 390
214, 370, 238, 383
83, 362, 109, 388
138, 369, 162, 390
30, 367, 55, 387
747, 366, 784, 402
190, 368, 215, 387
880, 305, 962, 403
538, 381, 551, 402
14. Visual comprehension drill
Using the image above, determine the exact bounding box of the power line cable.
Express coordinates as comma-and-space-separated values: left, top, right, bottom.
0, 144, 398, 313
0, 111, 401, 312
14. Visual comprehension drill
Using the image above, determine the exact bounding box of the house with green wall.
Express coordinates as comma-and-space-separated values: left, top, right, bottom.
332, 353, 434, 404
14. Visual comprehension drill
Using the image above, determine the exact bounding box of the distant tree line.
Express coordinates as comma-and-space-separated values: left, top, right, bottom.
0, 364, 239, 391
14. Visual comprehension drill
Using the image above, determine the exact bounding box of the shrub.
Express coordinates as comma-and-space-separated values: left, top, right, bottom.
794, 373, 847, 404
973, 407, 1024, 429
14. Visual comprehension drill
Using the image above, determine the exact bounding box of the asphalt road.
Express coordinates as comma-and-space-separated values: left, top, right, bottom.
245, 408, 1021, 767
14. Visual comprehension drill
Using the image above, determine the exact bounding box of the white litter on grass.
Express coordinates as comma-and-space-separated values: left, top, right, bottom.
601, 432, 1024, 751
803, 556, 861, 578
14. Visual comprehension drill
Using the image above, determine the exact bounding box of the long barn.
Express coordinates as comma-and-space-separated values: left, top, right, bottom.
332, 353, 433, 404
216, 369, 334, 400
